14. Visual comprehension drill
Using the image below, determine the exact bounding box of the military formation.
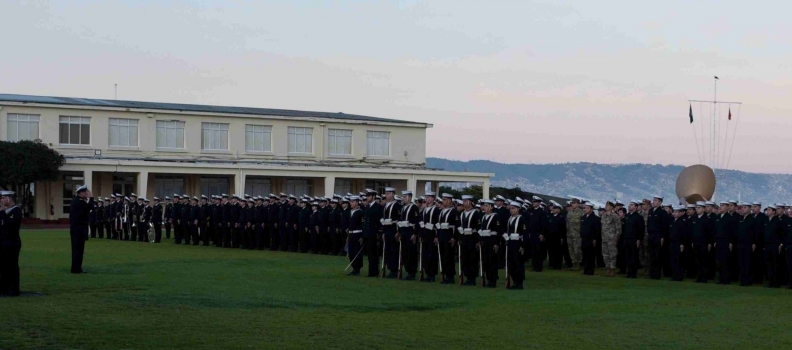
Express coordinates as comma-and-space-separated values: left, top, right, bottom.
6, 186, 792, 297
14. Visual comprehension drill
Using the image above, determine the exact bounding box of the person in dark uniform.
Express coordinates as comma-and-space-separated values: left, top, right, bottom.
104, 196, 115, 240
546, 202, 566, 270
397, 191, 419, 280
459, 195, 482, 285
88, 198, 97, 239
623, 201, 645, 279
419, 192, 440, 282
505, 201, 526, 290
267, 194, 280, 251
668, 205, 689, 281
646, 195, 669, 280
95, 199, 105, 239
616, 206, 627, 274
163, 196, 173, 240
246, 198, 256, 249
289, 196, 302, 253
212, 196, 223, 247
579, 202, 601, 276
751, 202, 767, 284
327, 198, 340, 255
526, 196, 547, 273
253, 196, 264, 250
689, 202, 713, 283
0, 191, 23, 296
339, 197, 351, 256
346, 196, 365, 276
763, 205, 785, 288
134, 197, 145, 242
69, 185, 94, 274
277, 194, 289, 251
479, 199, 502, 287
380, 187, 402, 278
297, 197, 310, 252
436, 193, 458, 284
361, 189, 383, 277
151, 197, 163, 243
735, 203, 757, 286
310, 201, 321, 254
183, 196, 195, 245
172, 195, 183, 244
228, 195, 240, 248
713, 202, 737, 284
141, 198, 152, 242
238, 197, 249, 249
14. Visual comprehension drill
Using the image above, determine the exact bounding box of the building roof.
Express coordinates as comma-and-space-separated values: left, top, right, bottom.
0, 93, 426, 126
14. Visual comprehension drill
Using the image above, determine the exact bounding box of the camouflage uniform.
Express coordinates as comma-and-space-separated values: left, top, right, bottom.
600, 211, 621, 269
639, 210, 650, 268
566, 208, 584, 264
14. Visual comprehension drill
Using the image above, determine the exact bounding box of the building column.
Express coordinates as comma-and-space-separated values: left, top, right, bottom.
407, 175, 417, 194
234, 172, 246, 196
324, 175, 335, 198
482, 178, 490, 200
137, 170, 148, 199
83, 169, 93, 193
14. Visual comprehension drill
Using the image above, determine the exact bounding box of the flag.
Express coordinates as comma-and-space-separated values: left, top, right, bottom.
728, 107, 731, 121
689, 104, 693, 124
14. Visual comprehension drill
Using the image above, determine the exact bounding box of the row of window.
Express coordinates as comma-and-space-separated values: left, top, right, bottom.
6, 114, 391, 156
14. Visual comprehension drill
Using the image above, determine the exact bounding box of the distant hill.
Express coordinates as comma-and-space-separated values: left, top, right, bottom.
427, 158, 792, 204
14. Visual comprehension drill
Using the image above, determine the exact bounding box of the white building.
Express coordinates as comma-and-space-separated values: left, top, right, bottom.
0, 94, 491, 222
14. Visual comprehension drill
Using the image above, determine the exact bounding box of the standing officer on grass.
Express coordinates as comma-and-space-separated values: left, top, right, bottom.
69, 185, 94, 274
0, 191, 22, 296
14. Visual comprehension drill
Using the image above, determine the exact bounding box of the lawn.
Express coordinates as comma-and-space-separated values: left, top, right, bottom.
2, 230, 792, 350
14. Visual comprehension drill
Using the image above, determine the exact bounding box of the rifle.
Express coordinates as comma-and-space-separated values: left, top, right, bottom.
380, 235, 387, 278
505, 243, 511, 289
148, 221, 155, 243
458, 242, 464, 285
419, 240, 424, 282
437, 241, 443, 283
479, 242, 485, 287
397, 238, 403, 279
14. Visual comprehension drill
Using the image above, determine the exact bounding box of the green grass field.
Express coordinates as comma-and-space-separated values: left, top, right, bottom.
2, 230, 792, 350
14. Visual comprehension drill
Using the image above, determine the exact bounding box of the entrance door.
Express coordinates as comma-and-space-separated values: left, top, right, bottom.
63, 175, 84, 214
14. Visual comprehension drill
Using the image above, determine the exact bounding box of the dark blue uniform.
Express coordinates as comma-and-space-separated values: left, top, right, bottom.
623, 211, 645, 278
764, 215, 785, 288
398, 202, 420, 279
419, 204, 440, 281
668, 216, 689, 281
580, 213, 601, 276
479, 213, 502, 286
646, 207, 669, 280
347, 208, 365, 274
268, 201, 280, 251
381, 201, 402, 276
152, 203, 163, 243
525, 207, 547, 272
736, 214, 756, 286
689, 214, 712, 283
505, 214, 527, 288
1, 205, 22, 296
546, 213, 566, 269
713, 213, 737, 284
459, 209, 482, 282
364, 201, 384, 277
69, 196, 94, 273
437, 207, 458, 282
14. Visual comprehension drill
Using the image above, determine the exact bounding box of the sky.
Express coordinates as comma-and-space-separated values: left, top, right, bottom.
2, 0, 792, 173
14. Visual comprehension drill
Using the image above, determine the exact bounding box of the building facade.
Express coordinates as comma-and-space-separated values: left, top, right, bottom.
0, 94, 491, 222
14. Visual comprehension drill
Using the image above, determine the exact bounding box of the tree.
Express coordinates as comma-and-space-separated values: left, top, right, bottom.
0, 140, 65, 216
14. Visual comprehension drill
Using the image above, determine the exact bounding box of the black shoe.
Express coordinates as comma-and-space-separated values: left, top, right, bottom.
347, 270, 360, 276
387, 272, 398, 279
366, 274, 378, 277
402, 274, 416, 281
464, 279, 476, 286
487, 282, 497, 288
428, 276, 436, 283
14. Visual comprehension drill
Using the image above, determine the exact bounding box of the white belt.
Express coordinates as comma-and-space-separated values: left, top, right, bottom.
350, 230, 362, 234
424, 223, 435, 230
439, 223, 451, 230
479, 230, 492, 237
397, 221, 410, 228
504, 233, 521, 241
458, 227, 474, 235
380, 219, 394, 225
419, 222, 425, 228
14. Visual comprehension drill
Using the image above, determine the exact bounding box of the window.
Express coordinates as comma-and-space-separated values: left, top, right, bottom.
156, 120, 185, 149
112, 175, 136, 198
7, 114, 40, 141
245, 178, 272, 197
154, 176, 185, 198
287, 127, 313, 154
108, 118, 139, 147
365, 180, 392, 195
328, 129, 352, 155
286, 179, 313, 197
367, 131, 390, 156
202, 123, 229, 150
200, 177, 230, 197
59, 116, 91, 145
245, 125, 272, 152
335, 179, 352, 195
